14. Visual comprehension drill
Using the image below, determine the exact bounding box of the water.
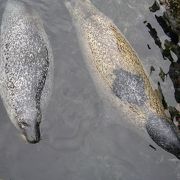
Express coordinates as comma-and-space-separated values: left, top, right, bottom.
0, 0, 180, 179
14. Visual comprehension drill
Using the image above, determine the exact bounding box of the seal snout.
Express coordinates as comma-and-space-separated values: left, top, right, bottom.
23, 122, 41, 144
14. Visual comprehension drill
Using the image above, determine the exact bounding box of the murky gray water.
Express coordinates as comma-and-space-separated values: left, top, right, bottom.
0, 0, 180, 179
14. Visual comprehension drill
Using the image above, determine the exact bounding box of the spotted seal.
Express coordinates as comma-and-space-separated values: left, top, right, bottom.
65, 0, 180, 158
0, 0, 54, 143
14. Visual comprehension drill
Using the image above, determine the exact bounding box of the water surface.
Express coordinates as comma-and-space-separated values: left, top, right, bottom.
0, 0, 180, 179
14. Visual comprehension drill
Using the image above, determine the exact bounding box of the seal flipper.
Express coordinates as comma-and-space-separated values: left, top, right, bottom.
146, 114, 180, 159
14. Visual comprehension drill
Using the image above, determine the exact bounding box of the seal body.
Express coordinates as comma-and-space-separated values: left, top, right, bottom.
65, 0, 180, 158
0, 0, 53, 143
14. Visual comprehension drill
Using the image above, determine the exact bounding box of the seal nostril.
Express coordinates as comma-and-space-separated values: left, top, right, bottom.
28, 139, 40, 144
26, 135, 40, 144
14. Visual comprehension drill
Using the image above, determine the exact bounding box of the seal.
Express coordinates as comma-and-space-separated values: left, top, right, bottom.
65, 0, 180, 158
0, 0, 54, 143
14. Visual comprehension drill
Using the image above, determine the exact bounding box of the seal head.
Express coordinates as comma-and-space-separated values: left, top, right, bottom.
17, 108, 41, 144
146, 114, 180, 159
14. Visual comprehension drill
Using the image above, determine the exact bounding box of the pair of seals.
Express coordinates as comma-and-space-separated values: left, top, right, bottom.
0, 0, 179, 159
65, 0, 180, 158
0, 0, 53, 143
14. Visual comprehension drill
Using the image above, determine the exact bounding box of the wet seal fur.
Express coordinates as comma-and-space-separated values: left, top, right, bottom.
65, 0, 180, 158
0, 0, 54, 143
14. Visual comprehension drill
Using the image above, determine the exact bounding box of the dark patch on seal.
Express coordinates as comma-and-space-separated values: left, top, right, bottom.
5, 43, 10, 50
112, 69, 147, 106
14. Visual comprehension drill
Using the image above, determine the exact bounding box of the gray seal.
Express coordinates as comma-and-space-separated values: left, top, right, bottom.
65, 0, 180, 158
0, 0, 54, 143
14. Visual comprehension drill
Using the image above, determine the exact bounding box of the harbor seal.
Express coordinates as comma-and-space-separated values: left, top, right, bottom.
65, 0, 180, 158
0, 0, 54, 143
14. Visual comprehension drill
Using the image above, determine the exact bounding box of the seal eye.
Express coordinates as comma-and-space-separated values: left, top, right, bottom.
18, 121, 29, 129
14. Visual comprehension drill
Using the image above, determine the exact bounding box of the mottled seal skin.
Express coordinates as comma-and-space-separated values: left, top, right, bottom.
0, 0, 54, 143
65, 0, 180, 158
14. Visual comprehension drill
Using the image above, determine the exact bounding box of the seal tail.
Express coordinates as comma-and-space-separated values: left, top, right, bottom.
146, 114, 180, 159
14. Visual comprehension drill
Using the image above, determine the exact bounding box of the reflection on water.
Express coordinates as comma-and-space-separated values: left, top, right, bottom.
145, 0, 180, 127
